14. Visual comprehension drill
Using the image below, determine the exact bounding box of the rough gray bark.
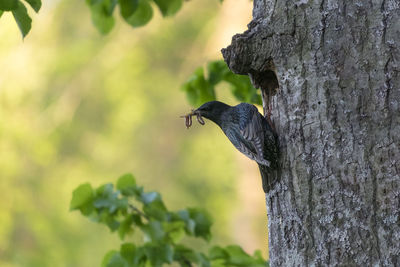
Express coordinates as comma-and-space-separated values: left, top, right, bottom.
222, 0, 400, 266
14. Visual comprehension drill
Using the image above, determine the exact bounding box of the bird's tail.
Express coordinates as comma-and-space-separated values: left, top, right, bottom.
258, 164, 269, 193
258, 164, 279, 193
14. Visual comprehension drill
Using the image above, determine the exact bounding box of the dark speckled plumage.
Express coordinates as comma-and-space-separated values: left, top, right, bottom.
195, 101, 279, 192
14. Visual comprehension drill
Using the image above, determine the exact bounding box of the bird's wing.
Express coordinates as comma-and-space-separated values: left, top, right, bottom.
224, 106, 271, 167
239, 107, 271, 167
224, 128, 259, 161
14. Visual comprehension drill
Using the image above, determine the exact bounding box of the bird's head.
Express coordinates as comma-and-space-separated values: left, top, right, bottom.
194, 101, 231, 125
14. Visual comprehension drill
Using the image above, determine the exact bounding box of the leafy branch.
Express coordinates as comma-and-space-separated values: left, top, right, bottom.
70, 173, 268, 267
85, 0, 190, 34
0, 0, 191, 37
2, 4, 261, 108
0, 0, 41, 38
182, 60, 262, 108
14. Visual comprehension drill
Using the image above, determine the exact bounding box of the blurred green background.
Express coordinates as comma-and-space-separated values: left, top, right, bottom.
0, 0, 268, 266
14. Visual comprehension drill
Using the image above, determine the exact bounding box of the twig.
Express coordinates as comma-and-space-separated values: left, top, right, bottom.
129, 204, 149, 221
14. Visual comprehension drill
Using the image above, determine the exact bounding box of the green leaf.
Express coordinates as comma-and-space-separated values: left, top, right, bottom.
118, 214, 134, 240
197, 253, 211, 267
188, 208, 212, 241
94, 190, 117, 210
99, 210, 120, 231
141, 191, 159, 204
209, 259, 226, 267
118, 0, 138, 20
140, 192, 167, 220
143, 199, 167, 221
107, 252, 129, 267
177, 208, 212, 240
0, 11, 4, 17
141, 220, 165, 241
95, 193, 127, 214
225, 245, 264, 266
176, 209, 195, 235
96, 183, 113, 195
24, 0, 41, 12
116, 173, 137, 196
252, 251, 269, 266
174, 246, 210, 267
70, 183, 94, 210
182, 67, 215, 107
102, 250, 119, 267
185, 60, 261, 107
101, 249, 135, 267
94, 183, 128, 214
132, 247, 147, 266
153, 0, 182, 17
131, 213, 143, 226
0, 0, 18, 11
12, 2, 32, 38
124, 0, 152, 27
120, 243, 136, 262
91, 11, 115, 35
207, 60, 229, 85
173, 245, 195, 262
143, 243, 174, 265
88, 0, 116, 34
162, 221, 185, 243
209, 246, 229, 260
223, 72, 261, 105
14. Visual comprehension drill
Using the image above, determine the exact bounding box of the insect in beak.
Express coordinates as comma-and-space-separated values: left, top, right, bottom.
180, 110, 205, 129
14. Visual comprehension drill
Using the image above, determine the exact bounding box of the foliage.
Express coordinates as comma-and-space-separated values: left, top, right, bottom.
0, 0, 184, 36
182, 60, 262, 108
71, 174, 268, 267
1, 0, 267, 265
1, 0, 261, 108
0, 0, 204, 37
0, 0, 41, 37
85, 0, 222, 34
1, 1, 250, 264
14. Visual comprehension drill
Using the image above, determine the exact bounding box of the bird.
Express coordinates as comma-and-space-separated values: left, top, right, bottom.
192, 101, 279, 192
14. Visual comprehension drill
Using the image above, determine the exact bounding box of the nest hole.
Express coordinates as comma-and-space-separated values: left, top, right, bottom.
249, 59, 280, 96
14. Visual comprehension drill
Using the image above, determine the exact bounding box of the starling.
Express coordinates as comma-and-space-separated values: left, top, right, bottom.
193, 101, 279, 192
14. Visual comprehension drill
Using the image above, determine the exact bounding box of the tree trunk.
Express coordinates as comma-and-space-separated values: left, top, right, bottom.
222, 0, 400, 265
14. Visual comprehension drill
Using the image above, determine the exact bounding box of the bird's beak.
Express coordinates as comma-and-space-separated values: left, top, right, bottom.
189, 109, 200, 117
